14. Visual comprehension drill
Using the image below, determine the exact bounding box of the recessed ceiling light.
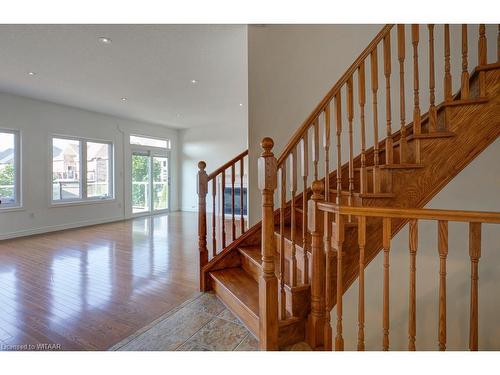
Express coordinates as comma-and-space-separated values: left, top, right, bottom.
191, 79, 198, 84
27, 71, 36, 76
121, 97, 127, 101
239, 103, 243, 107
98, 37, 112, 44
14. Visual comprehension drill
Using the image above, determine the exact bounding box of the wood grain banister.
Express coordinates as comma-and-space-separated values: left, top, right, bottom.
276, 24, 394, 167
316, 203, 500, 223
207, 150, 248, 180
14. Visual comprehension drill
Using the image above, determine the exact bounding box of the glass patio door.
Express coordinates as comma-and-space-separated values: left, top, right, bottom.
152, 156, 169, 211
132, 151, 169, 215
132, 153, 151, 214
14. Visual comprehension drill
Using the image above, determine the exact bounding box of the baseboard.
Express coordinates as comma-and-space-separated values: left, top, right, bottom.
0, 216, 125, 241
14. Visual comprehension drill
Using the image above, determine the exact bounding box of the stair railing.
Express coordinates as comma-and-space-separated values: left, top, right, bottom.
197, 150, 248, 289
310, 182, 500, 351
259, 23, 498, 349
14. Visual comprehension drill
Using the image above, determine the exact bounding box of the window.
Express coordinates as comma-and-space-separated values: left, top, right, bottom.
52, 136, 113, 203
86, 142, 112, 199
0, 130, 20, 208
52, 138, 81, 200
130, 135, 170, 149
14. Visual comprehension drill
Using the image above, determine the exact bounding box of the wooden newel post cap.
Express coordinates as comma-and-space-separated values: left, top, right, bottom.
261, 137, 274, 157
258, 137, 277, 191
197, 161, 208, 197
311, 180, 324, 201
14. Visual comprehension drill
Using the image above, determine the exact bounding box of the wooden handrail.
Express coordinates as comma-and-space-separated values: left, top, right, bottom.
198, 149, 249, 291
276, 24, 394, 167
207, 150, 248, 180
317, 202, 500, 224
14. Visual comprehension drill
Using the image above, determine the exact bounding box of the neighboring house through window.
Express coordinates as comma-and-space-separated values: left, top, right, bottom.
0, 130, 20, 208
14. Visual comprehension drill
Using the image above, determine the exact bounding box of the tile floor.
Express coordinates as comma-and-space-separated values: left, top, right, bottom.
110, 292, 259, 351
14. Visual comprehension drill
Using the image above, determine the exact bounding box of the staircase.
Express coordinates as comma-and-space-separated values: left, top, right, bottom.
196, 24, 500, 350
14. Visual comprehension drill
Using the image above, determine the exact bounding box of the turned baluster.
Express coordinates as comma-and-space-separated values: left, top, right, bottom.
221, 170, 226, 248
382, 217, 391, 350
357, 216, 366, 351
469, 222, 481, 351
461, 24, 470, 99
444, 24, 453, 101
240, 158, 245, 234
313, 119, 320, 182
289, 147, 298, 287
478, 24, 487, 97
231, 164, 236, 241
371, 49, 380, 192
358, 61, 368, 194
197, 161, 209, 291
383, 33, 393, 164
324, 105, 331, 201
438, 220, 448, 351
408, 219, 418, 350
412, 25, 422, 164
428, 24, 437, 132
323, 207, 334, 351
258, 137, 278, 350
323, 104, 333, 313
301, 134, 309, 284
307, 181, 325, 349
212, 178, 217, 256
398, 24, 408, 163
347, 77, 355, 205
335, 93, 342, 203
334, 212, 345, 351
279, 164, 287, 319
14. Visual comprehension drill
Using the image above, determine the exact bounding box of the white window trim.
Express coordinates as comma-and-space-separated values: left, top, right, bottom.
0, 128, 21, 210
50, 135, 115, 206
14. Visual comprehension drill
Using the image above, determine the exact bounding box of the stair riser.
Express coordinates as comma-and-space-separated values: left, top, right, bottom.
210, 275, 259, 337
240, 253, 260, 282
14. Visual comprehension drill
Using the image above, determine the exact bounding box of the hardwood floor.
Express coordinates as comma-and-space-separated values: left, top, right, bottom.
0, 212, 200, 350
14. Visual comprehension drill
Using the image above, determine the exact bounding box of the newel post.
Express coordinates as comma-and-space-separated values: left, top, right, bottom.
306, 180, 325, 349
197, 161, 209, 291
258, 137, 279, 350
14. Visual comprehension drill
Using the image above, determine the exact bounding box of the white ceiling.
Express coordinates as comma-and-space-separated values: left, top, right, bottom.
0, 24, 247, 129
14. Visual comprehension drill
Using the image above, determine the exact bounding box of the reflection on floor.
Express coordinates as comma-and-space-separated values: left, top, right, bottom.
0, 212, 199, 350
111, 292, 257, 351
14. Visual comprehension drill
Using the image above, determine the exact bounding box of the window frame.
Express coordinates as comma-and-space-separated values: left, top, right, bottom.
50, 135, 114, 205
130, 134, 171, 149
0, 128, 21, 209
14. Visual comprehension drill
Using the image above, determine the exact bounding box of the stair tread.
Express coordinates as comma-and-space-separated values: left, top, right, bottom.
328, 188, 394, 199
239, 245, 265, 267
210, 267, 259, 317
379, 163, 425, 170
407, 131, 456, 141
275, 225, 312, 249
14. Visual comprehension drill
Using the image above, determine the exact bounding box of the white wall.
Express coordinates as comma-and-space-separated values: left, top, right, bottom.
338, 139, 500, 350
179, 122, 247, 211
0, 92, 179, 240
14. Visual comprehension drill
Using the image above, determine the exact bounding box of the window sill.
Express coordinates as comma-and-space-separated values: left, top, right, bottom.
49, 198, 116, 208
0, 205, 24, 213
